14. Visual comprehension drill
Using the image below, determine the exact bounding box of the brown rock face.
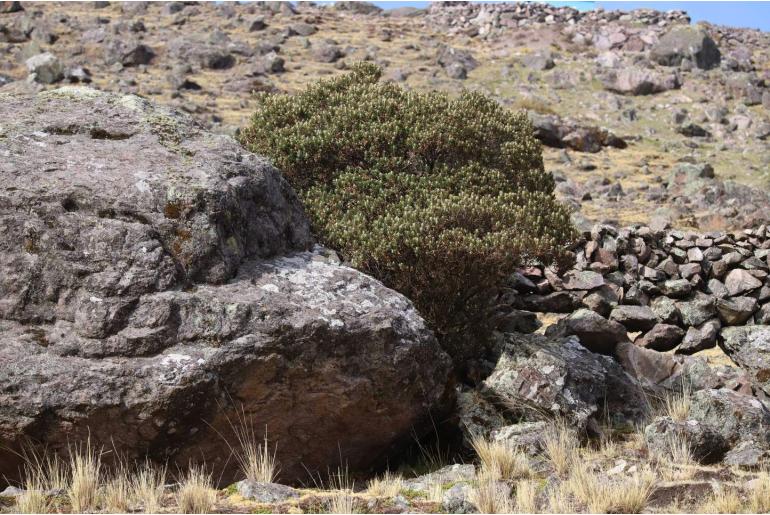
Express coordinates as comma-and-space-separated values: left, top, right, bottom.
0, 88, 453, 486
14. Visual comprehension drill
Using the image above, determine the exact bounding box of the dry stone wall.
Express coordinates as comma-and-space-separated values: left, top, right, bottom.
512, 223, 770, 391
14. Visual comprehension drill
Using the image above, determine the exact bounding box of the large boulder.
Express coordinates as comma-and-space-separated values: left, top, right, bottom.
719, 326, 770, 396
688, 388, 770, 464
601, 66, 681, 95
0, 88, 453, 485
650, 25, 721, 70
481, 333, 647, 432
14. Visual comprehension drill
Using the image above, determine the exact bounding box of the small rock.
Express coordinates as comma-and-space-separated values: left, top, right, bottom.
25, 53, 63, 84
236, 481, 300, 503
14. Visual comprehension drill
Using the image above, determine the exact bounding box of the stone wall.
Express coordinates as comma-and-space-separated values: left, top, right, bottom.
512, 223, 770, 363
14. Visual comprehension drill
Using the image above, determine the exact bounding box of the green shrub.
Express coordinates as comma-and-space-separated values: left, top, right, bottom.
239, 63, 576, 361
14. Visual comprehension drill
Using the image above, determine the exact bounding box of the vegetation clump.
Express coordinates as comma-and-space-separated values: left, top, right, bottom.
239, 63, 576, 360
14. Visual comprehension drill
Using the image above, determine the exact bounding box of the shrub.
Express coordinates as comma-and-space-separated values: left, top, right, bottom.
239, 63, 576, 361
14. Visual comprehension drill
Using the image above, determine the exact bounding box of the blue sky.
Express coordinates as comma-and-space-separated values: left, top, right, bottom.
368, 1, 770, 32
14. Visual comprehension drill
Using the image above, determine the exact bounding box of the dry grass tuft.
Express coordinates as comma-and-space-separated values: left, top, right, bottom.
14, 487, 50, 514
103, 466, 133, 513
613, 467, 657, 514
227, 409, 278, 483
567, 462, 655, 513
748, 470, 770, 513
698, 485, 744, 514
14, 459, 51, 515
545, 482, 575, 514
566, 462, 613, 513
67, 439, 102, 513
427, 480, 444, 503
664, 382, 692, 422
366, 470, 403, 498
514, 479, 539, 514
542, 421, 579, 476
328, 467, 356, 514
131, 461, 166, 513
176, 465, 217, 514
471, 435, 533, 480
14, 448, 67, 514
470, 472, 514, 514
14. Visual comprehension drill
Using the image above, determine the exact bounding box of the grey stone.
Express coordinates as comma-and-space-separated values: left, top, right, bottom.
610, 305, 658, 332
715, 296, 758, 325
651, 296, 681, 325
25, 53, 63, 84
635, 323, 685, 352
644, 416, 728, 464
650, 25, 721, 69
725, 269, 763, 296
601, 66, 680, 95
562, 270, 605, 291
237, 481, 299, 503
545, 308, 629, 354
676, 295, 717, 327
0, 88, 453, 485
676, 320, 719, 355
719, 326, 770, 396
662, 279, 692, 298
482, 333, 646, 432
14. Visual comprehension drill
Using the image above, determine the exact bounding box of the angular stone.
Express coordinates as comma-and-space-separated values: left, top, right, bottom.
715, 296, 758, 325
651, 25, 721, 69
689, 389, 770, 450
662, 279, 692, 298
676, 320, 719, 355
644, 416, 728, 464
602, 66, 681, 95
483, 333, 646, 432
652, 296, 681, 325
237, 481, 300, 503
635, 324, 685, 352
676, 295, 717, 327
545, 308, 629, 354
719, 326, 770, 396
725, 269, 763, 296
562, 270, 605, 291
610, 305, 658, 332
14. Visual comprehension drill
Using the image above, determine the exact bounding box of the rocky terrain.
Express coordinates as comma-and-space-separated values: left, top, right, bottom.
2, 1, 770, 514
3, 0, 770, 231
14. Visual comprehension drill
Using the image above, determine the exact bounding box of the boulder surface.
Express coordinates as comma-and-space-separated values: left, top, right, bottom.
0, 88, 453, 485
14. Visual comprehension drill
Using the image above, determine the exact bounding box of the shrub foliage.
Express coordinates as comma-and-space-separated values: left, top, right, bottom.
239, 63, 576, 359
